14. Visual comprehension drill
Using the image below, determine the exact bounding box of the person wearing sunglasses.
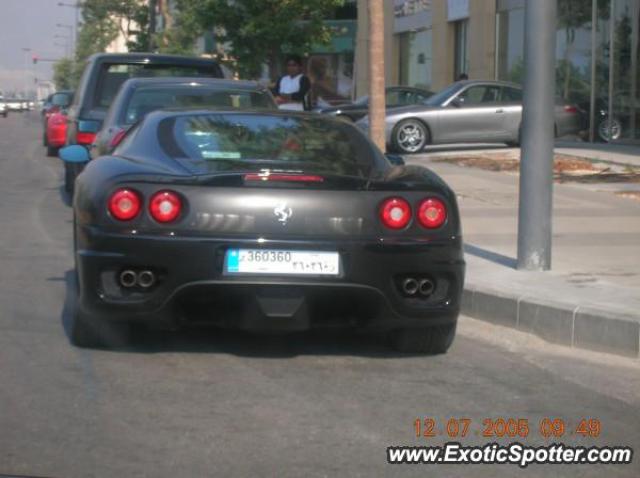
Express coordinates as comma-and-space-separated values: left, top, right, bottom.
272, 55, 311, 111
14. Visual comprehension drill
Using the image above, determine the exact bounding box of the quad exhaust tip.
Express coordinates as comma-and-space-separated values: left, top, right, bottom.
418, 278, 435, 296
401, 278, 419, 296
119, 269, 138, 288
119, 269, 157, 289
400, 277, 435, 298
138, 270, 156, 288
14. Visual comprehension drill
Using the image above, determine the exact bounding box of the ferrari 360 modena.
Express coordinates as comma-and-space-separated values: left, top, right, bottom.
62, 110, 465, 353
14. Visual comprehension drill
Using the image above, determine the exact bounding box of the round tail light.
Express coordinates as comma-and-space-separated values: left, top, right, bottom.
417, 198, 447, 229
108, 189, 142, 221
379, 197, 412, 229
149, 190, 182, 223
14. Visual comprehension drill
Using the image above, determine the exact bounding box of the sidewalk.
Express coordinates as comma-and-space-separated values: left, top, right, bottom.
406, 149, 640, 358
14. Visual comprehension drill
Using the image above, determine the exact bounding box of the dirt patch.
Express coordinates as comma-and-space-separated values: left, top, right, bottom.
431, 152, 640, 184
615, 191, 640, 200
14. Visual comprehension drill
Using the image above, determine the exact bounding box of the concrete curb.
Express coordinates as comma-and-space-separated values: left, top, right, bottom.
462, 285, 640, 359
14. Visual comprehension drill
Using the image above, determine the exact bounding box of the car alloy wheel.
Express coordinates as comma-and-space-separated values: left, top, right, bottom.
395, 119, 428, 153
598, 118, 622, 142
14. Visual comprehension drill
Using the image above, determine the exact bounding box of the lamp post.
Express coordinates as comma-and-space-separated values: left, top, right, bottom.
21, 47, 32, 98
56, 23, 75, 59
54, 34, 72, 57
57, 1, 81, 57
517, 0, 557, 270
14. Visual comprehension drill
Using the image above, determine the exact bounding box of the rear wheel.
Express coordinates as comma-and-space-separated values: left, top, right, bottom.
389, 323, 457, 354
69, 308, 131, 349
597, 117, 622, 142
392, 119, 429, 154
64, 162, 76, 196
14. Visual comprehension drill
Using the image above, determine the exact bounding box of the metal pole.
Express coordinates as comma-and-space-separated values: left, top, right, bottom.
589, 0, 596, 143
517, 0, 557, 271
367, 0, 386, 152
630, 0, 638, 139
75, 0, 80, 58
607, 0, 615, 142
21, 47, 31, 98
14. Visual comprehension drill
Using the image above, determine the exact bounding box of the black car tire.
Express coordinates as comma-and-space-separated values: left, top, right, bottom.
70, 307, 131, 349
64, 162, 76, 196
389, 323, 456, 354
391, 119, 429, 154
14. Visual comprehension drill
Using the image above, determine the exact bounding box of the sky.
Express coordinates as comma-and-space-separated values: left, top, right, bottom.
0, 0, 78, 96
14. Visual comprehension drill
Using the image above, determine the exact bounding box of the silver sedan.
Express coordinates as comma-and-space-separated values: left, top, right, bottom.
356, 80, 582, 154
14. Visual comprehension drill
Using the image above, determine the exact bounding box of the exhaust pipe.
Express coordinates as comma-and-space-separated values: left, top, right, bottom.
418, 278, 435, 297
119, 269, 137, 288
137, 270, 156, 289
401, 278, 419, 296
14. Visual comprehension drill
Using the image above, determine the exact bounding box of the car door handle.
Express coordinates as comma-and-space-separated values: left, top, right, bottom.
495, 108, 504, 113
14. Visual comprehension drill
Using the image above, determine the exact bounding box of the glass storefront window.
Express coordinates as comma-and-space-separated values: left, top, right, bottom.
496, 0, 640, 143
496, 7, 525, 83
399, 29, 433, 89
606, 0, 640, 142
455, 19, 469, 78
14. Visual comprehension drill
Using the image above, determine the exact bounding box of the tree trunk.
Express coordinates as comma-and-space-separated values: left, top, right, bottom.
368, 0, 386, 152
149, 0, 157, 51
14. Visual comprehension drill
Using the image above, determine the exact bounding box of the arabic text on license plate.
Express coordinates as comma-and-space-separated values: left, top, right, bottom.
226, 249, 340, 276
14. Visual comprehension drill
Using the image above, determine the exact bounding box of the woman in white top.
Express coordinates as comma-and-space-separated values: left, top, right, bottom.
272, 55, 311, 111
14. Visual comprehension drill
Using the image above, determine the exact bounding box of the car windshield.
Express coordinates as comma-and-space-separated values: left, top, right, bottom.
423, 83, 464, 106
163, 113, 376, 178
95, 63, 220, 109
123, 87, 275, 125
353, 95, 369, 105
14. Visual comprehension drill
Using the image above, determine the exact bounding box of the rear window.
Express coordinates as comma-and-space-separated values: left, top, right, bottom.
51, 92, 72, 106
95, 63, 220, 109
123, 87, 275, 124
163, 113, 376, 177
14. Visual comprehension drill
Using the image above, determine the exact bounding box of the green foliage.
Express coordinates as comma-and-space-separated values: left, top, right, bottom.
168, 0, 345, 78
53, 58, 77, 90
76, 0, 150, 62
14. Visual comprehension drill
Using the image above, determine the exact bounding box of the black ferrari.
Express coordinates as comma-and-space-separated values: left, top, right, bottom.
61, 110, 464, 353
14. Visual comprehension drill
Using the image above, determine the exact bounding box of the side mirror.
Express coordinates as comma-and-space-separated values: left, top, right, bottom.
385, 153, 405, 166
59, 145, 90, 163
450, 97, 464, 108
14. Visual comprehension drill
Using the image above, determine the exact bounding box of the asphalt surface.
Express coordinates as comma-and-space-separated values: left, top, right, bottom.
0, 112, 639, 478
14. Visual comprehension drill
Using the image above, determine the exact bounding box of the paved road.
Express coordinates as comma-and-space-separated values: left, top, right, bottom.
1, 113, 639, 478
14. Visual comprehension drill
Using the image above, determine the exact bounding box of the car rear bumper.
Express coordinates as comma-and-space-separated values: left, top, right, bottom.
76, 226, 465, 331
47, 127, 67, 147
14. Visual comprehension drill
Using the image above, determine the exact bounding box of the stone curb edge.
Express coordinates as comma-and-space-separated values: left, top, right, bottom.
461, 285, 640, 359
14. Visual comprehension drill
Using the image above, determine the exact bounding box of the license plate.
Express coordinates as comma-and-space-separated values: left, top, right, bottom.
225, 249, 340, 276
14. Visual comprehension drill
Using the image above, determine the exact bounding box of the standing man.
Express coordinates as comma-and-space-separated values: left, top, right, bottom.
272, 55, 311, 111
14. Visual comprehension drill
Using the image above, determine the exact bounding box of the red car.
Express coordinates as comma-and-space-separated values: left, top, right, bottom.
46, 111, 68, 156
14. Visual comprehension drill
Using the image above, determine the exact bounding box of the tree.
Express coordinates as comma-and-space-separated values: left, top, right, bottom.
53, 58, 76, 90
166, 0, 344, 78
76, 0, 150, 62
367, 0, 385, 152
